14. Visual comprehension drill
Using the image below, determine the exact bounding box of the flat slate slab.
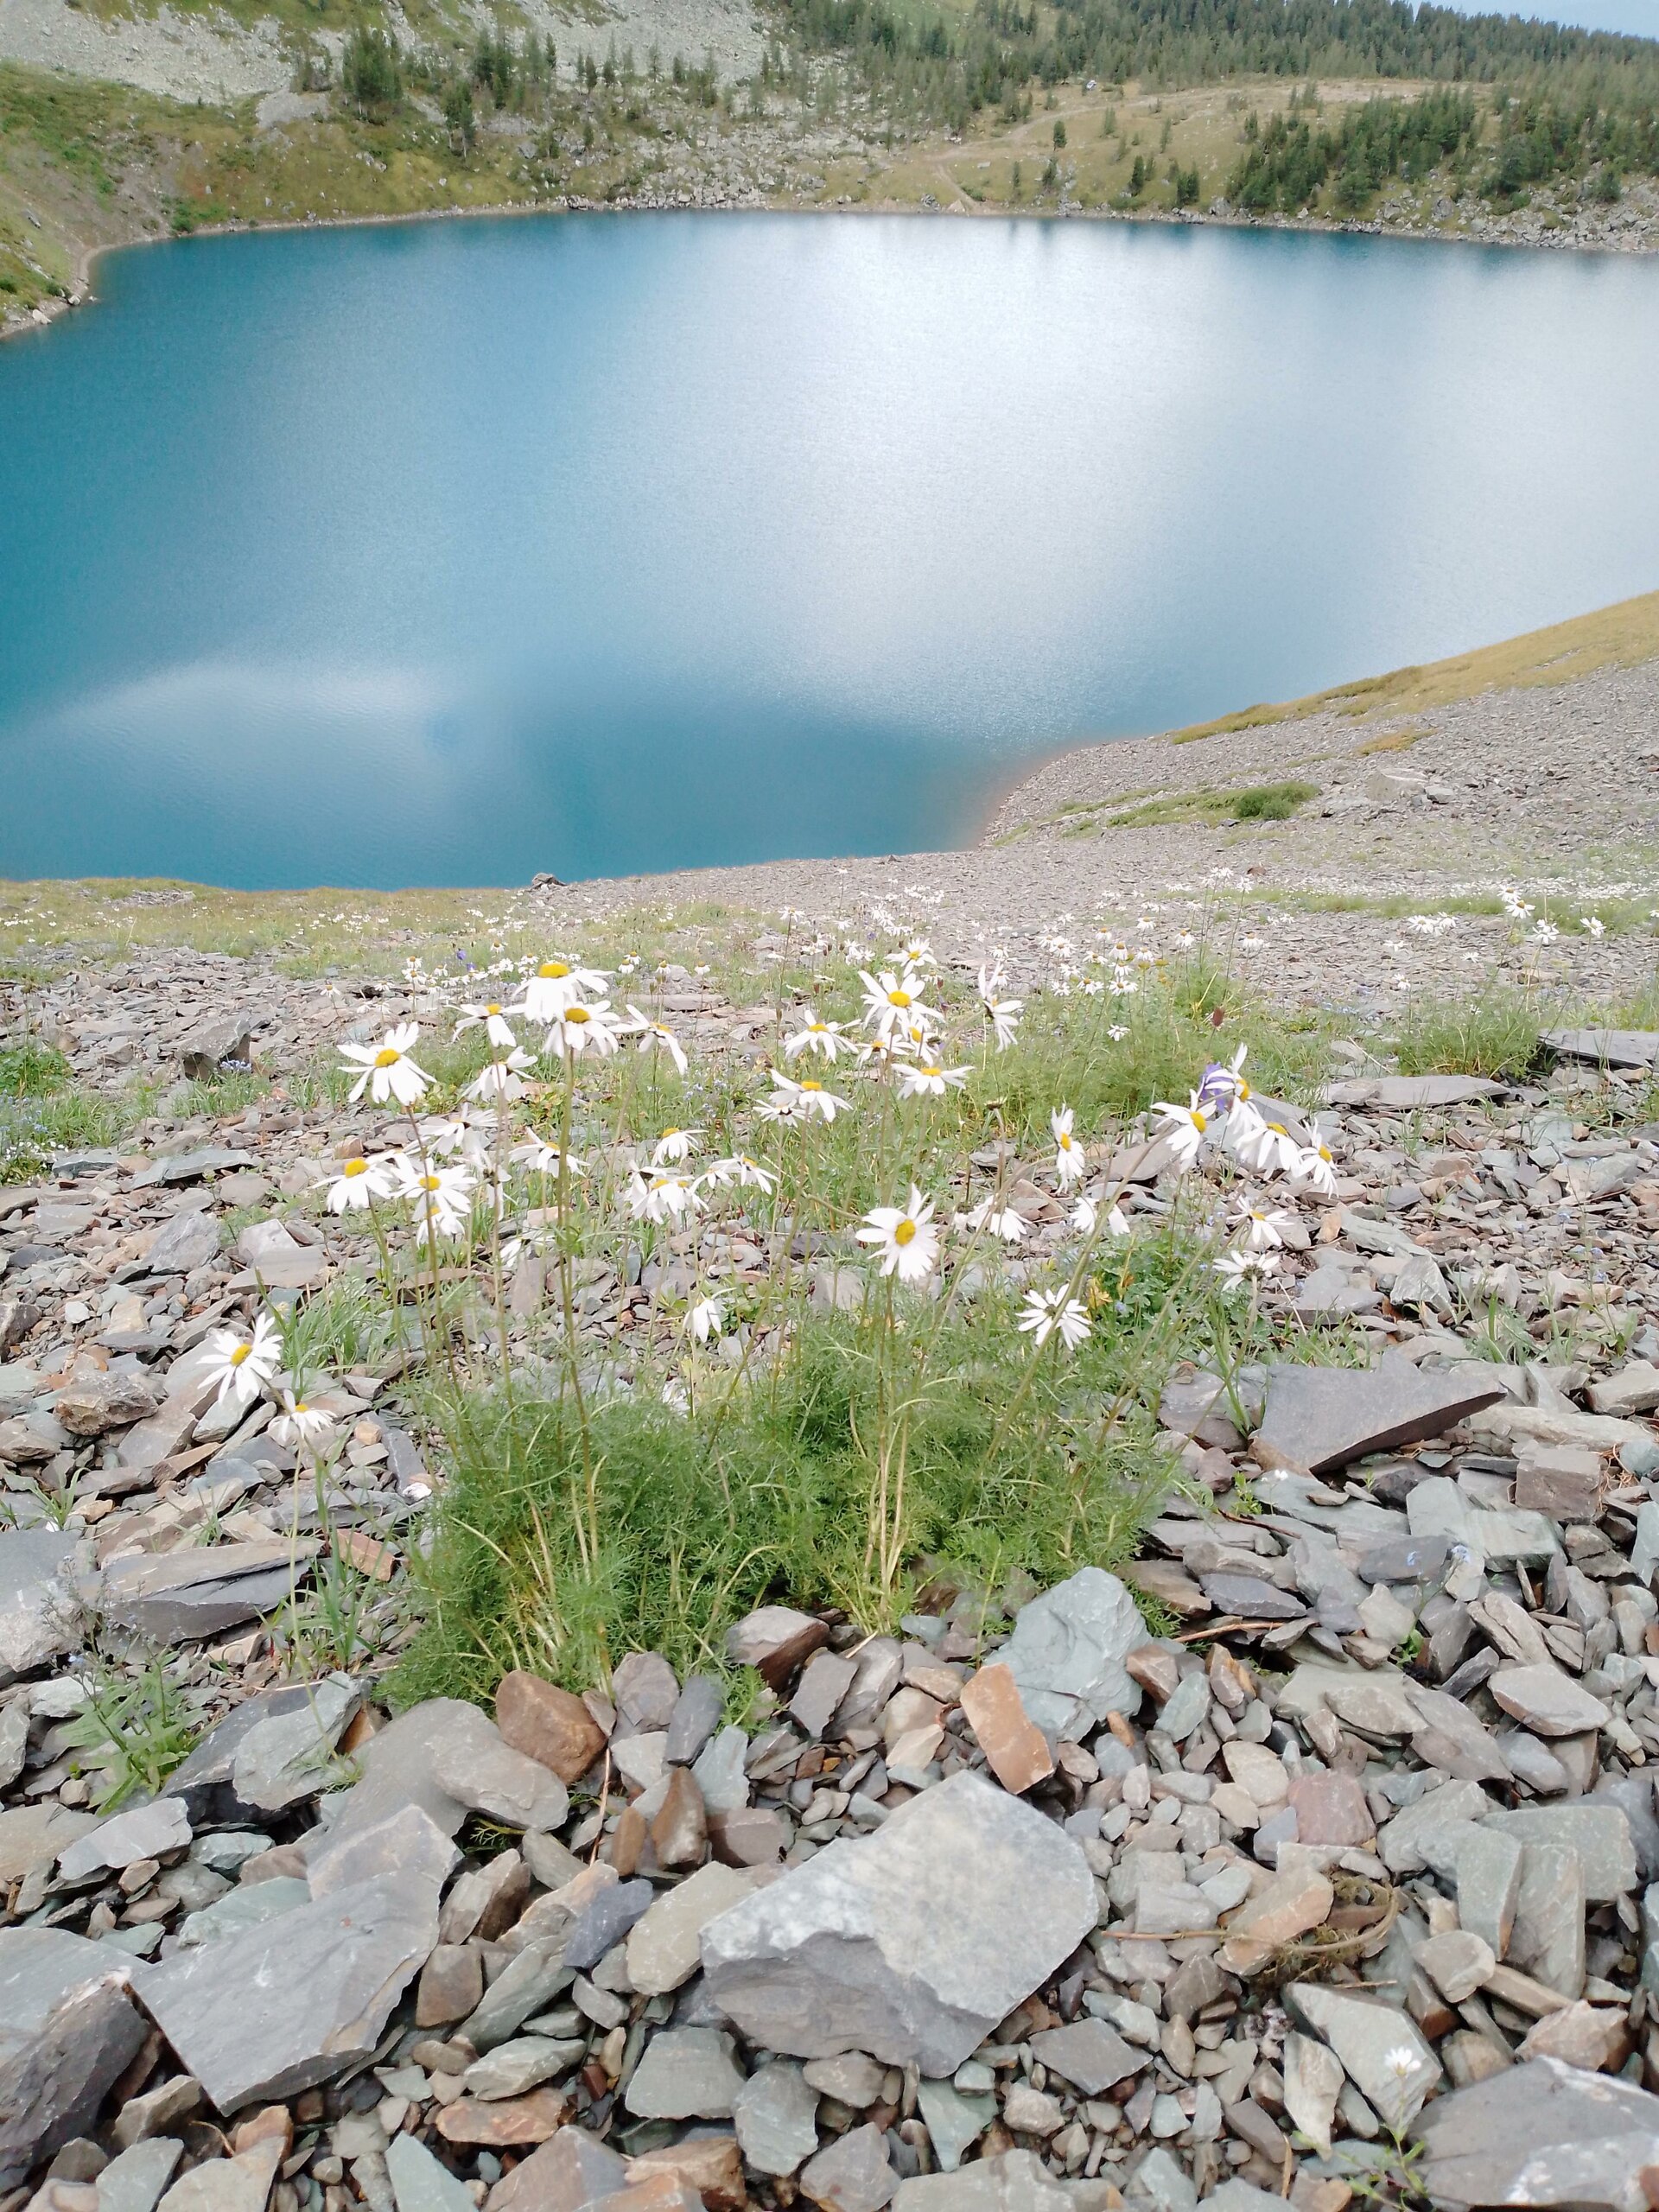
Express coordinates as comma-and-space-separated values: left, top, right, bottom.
131, 1875, 439, 2111
1253, 1352, 1507, 1477
1543, 1028, 1659, 1069
699, 1770, 1096, 2075
1412, 2053, 1659, 2209
1325, 1074, 1506, 1109
1, 1928, 149, 2188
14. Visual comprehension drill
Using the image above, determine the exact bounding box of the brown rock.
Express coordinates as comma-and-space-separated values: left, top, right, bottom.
1514, 1445, 1605, 1522
417, 1944, 484, 2028
1286, 1770, 1375, 1847
709, 1808, 789, 1866
486, 2126, 628, 2212
959, 1664, 1053, 1796
626, 2136, 745, 2210
1518, 2000, 1631, 2073
650, 1768, 708, 1870
589, 2180, 702, 2211
1125, 1647, 1179, 1704
610, 1806, 647, 1878
435, 2089, 569, 2146
1221, 1870, 1334, 1973
496, 1673, 607, 1786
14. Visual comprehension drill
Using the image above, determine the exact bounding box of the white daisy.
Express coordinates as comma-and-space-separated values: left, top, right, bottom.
857, 1186, 941, 1283
1233, 1200, 1289, 1251
543, 999, 623, 1059
340, 1023, 430, 1108
702, 1154, 778, 1193
651, 1128, 702, 1167
1152, 1096, 1210, 1172
1052, 1105, 1087, 1186
684, 1294, 724, 1344
897, 1059, 970, 1100
521, 959, 608, 1021
958, 1196, 1028, 1243
325, 1154, 397, 1213
783, 1009, 849, 1063
270, 1390, 335, 1454
757, 1072, 850, 1124
624, 1007, 689, 1076
453, 1002, 518, 1052
1017, 1287, 1092, 1351
859, 966, 936, 1040
200, 1315, 282, 1408
511, 1136, 584, 1178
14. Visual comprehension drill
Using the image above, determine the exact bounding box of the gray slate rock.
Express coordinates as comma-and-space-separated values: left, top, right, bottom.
700, 1770, 1097, 2074
1325, 1074, 1505, 1108
1412, 2054, 1659, 2210
1543, 1029, 1659, 1070
425, 1703, 569, 1833
385, 2136, 474, 2212
734, 2060, 821, 2177
798, 2121, 895, 2210
1488, 1803, 1637, 1903
1254, 1352, 1505, 1478
622, 2026, 745, 2119
1286, 1981, 1440, 2128
0, 1929, 149, 2189
96, 2140, 184, 2212
140, 1211, 221, 1278
998, 1567, 1145, 1734
131, 1875, 439, 2111
0, 1527, 84, 1685
163, 1684, 327, 1825
892, 2148, 1076, 2208
60, 1797, 191, 1884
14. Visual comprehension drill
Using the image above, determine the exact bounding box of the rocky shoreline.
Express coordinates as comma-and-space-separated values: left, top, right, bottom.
7, 779, 1659, 2210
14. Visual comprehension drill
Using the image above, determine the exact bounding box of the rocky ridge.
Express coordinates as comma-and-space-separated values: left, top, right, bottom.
8, 933, 1659, 2207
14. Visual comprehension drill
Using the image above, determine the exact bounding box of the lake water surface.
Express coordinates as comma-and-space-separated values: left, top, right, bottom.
3, 212, 1658, 888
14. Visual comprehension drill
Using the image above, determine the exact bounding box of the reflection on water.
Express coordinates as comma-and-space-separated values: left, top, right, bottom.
2, 212, 1657, 887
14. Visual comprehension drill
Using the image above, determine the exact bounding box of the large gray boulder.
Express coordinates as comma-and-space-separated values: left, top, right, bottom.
131, 1874, 439, 2111
997, 1567, 1145, 1735
1412, 2055, 1659, 2210
0, 1929, 149, 2187
1253, 1353, 1506, 1478
699, 1771, 1096, 2075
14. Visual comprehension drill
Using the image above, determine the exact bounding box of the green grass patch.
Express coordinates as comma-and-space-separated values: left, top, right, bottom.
1388, 988, 1547, 1080
1087, 780, 1319, 832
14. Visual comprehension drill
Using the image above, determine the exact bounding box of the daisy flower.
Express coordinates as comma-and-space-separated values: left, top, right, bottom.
1017, 1287, 1092, 1351
1582, 915, 1605, 938
857, 1187, 941, 1283
1215, 1249, 1281, 1293
859, 966, 936, 1040
624, 1007, 689, 1076
1052, 1105, 1086, 1186
397, 1160, 475, 1235
200, 1315, 282, 1408
1293, 1141, 1338, 1198
1071, 1190, 1129, 1238
1229, 1113, 1304, 1178
978, 965, 1023, 1052
511, 1136, 584, 1178
684, 1294, 724, 1344
1152, 1096, 1210, 1172
467, 1050, 534, 1104
325, 1154, 397, 1213
958, 1196, 1029, 1243
757, 1072, 850, 1124
270, 1390, 335, 1454
652, 1128, 702, 1167
1233, 1200, 1288, 1251
521, 959, 607, 1021
782, 1009, 849, 1063
543, 999, 622, 1059
626, 1171, 705, 1225
702, 1154, 778, 1193
897, 1059, 970, 1100
453, 1002, 518, 1052
340, 1023, 430, 1108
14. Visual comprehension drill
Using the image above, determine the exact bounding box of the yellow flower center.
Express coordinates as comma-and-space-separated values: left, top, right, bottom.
343, 1159, 368, 1178
417, 1174, 440, 1193
1237, 1080, 1252, 1100
1059, 1133, 1073, 1150
538, 962, 569, 979
1192, 1109, 1208, 1133
894, 1219, 917, 1246
888, 988, 911, 1007
373, 1047, 401, 1068
230, 1344, 250, 1366
802, 1080, 822, 1092
923, 1065, 940, 1078
664, 1128, 680, 1140
486, 1003, 501, 1015
1268, 1122, 1287, 1135
566, 1007, 590, 1025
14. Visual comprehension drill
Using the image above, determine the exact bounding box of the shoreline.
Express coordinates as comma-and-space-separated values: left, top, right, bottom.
13, 181, 1656, 346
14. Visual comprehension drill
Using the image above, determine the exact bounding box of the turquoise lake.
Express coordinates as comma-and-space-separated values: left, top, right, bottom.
3, 212, 1658, 889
